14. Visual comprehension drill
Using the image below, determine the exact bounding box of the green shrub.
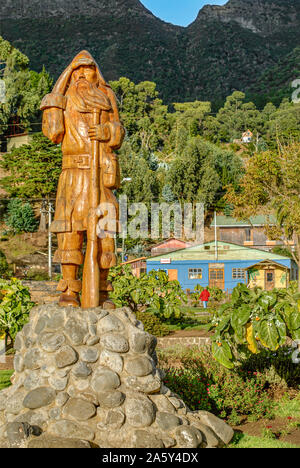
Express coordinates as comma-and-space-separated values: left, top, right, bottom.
209, 283, 300, 369
239, 346, 300, 389
26, 269, 49, 281
109, 265, 187, 321
0, 278, 35, 345
136, 310, 169, 337
0, 250, 11, 278
159, 347, 275, 424
4, 199, 38, 234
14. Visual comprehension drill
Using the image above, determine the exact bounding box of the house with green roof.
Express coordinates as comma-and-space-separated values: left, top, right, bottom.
146, 241, 298, 292
208, 215, 291, 251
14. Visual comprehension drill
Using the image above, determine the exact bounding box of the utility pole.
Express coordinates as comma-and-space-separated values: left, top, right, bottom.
48, 200, 54, 280
214, 211, 218, 261
120, 178, 132, 263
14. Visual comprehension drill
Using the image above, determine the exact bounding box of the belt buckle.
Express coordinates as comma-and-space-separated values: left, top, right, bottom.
76, 155, 89, 169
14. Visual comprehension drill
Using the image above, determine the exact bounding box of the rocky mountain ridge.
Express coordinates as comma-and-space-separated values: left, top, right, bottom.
0, 0, 299, 103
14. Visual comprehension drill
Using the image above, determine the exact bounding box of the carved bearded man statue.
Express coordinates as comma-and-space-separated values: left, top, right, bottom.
40, 51, 125, 308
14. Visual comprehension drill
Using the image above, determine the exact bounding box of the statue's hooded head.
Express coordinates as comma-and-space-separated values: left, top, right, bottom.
69, 50, 107, 88
67, 50, 111, 112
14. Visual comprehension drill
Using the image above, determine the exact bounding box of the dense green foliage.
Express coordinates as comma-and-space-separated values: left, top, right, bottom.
0, 278, 34, 344
135, 309, 169, 337
0, 36, 52, 141
209, 283, 300, 369
160, 347, 275, 425
0, 250, 11, 278
108, 265, 186, 321
0, 133, 62, 198
4, 199, 38, 234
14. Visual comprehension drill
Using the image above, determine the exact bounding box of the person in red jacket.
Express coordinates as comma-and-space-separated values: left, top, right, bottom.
199, 287, 210, 309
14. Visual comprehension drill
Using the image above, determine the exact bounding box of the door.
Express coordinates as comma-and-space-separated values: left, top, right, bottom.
209, 268, 224, 290
168, 269, 178, 281
265, 270, 275, 290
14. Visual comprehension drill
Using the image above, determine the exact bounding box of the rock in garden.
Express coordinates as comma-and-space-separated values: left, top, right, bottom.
65, 318, 87, 346
63, 398, 96, 421
79, 347, 99, 363
125, 356, 153, 377
125, 397, 155, 428
91, 367, 120, 393
97, 314, 124, 334
101, 333, 129, 353
23, 387, 56, 409
155, 412, 181, 431
195, 411, 234, 446
174, 426, 203, 448
27, 435, 91, 449
23, 349, 42, 370
97, 391, 125, 408
48, 420, 95, 441
39, 333, 65, 353
71, 361, 92, 379
99, 349, 123, 373
0, 303, 234, 448
131, 430, 164, 449
55, 345, 78, 368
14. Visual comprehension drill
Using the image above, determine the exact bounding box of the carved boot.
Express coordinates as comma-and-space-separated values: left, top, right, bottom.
57, 278, 82, 308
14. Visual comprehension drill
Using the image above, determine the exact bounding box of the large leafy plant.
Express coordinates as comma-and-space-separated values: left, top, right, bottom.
108, 265, 186, 321
209, 283, 300, 369
0, 278, 34, 347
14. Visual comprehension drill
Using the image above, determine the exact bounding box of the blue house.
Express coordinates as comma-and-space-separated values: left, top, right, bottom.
146, 241, 297, 292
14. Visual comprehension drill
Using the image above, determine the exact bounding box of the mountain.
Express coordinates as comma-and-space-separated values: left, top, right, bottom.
0, 0, 299, 104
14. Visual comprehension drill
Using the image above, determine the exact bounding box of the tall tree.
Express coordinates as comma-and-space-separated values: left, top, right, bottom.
226, 142, 300, 290
167, 137, 243, 210
0, 133, 62, 199
0, 36, 52, 139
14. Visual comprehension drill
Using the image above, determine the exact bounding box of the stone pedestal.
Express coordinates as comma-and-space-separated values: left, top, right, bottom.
0, 303, 234, 448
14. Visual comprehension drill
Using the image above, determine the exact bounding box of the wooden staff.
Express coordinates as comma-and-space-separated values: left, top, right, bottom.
81, 109, 101, 308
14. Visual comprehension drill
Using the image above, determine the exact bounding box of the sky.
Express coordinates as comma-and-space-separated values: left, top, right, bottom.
140, 1, 227, 27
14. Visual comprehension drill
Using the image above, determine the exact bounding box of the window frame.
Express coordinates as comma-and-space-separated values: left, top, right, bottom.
232, 268, 246, 280
188, 268, 203, 280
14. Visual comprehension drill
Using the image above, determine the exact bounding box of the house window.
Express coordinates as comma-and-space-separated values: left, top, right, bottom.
188, 268, 203, 280
232, 268, 246, 280
245, 228, 251, 242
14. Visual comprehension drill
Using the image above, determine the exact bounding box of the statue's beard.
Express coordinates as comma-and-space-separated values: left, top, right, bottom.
67, 78, 111, 113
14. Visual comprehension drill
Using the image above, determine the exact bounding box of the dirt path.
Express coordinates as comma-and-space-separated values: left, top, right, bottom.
0, 356, 14, 371
167, 329, 212, 338
233, 416, 300, 446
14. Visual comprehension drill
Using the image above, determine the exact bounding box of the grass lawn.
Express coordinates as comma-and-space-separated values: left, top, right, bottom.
228, 433, 300, 448
0, 370, 13, 391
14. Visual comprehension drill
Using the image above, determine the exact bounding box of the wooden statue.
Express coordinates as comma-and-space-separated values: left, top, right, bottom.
40, 50, 125, 308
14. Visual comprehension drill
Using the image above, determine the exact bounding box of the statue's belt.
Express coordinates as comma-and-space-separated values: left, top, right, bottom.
62, 154, 98, 169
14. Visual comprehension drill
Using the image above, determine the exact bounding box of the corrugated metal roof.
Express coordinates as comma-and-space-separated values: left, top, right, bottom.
210, 215, 276, 227
147, 241, 291, 262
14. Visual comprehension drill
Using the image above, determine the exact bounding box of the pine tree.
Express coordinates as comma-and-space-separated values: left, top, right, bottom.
4, 199, 38, 234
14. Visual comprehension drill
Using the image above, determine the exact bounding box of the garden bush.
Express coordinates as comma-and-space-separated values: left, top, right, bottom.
209, 283, 300, 368
135, 310, 169, 337
4, 199, 38, 234
0, 250, 11, 278
159, 347, 275, 425
239, 346, 300, 389
26, 269, 49, 281
0, 278, 34, 346
109, 265, 187, 321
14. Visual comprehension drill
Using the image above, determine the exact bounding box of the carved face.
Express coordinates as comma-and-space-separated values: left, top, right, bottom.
71, 65, 98, 85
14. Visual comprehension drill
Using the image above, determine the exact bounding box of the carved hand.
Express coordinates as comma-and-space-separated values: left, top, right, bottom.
88, 124, 110, 142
